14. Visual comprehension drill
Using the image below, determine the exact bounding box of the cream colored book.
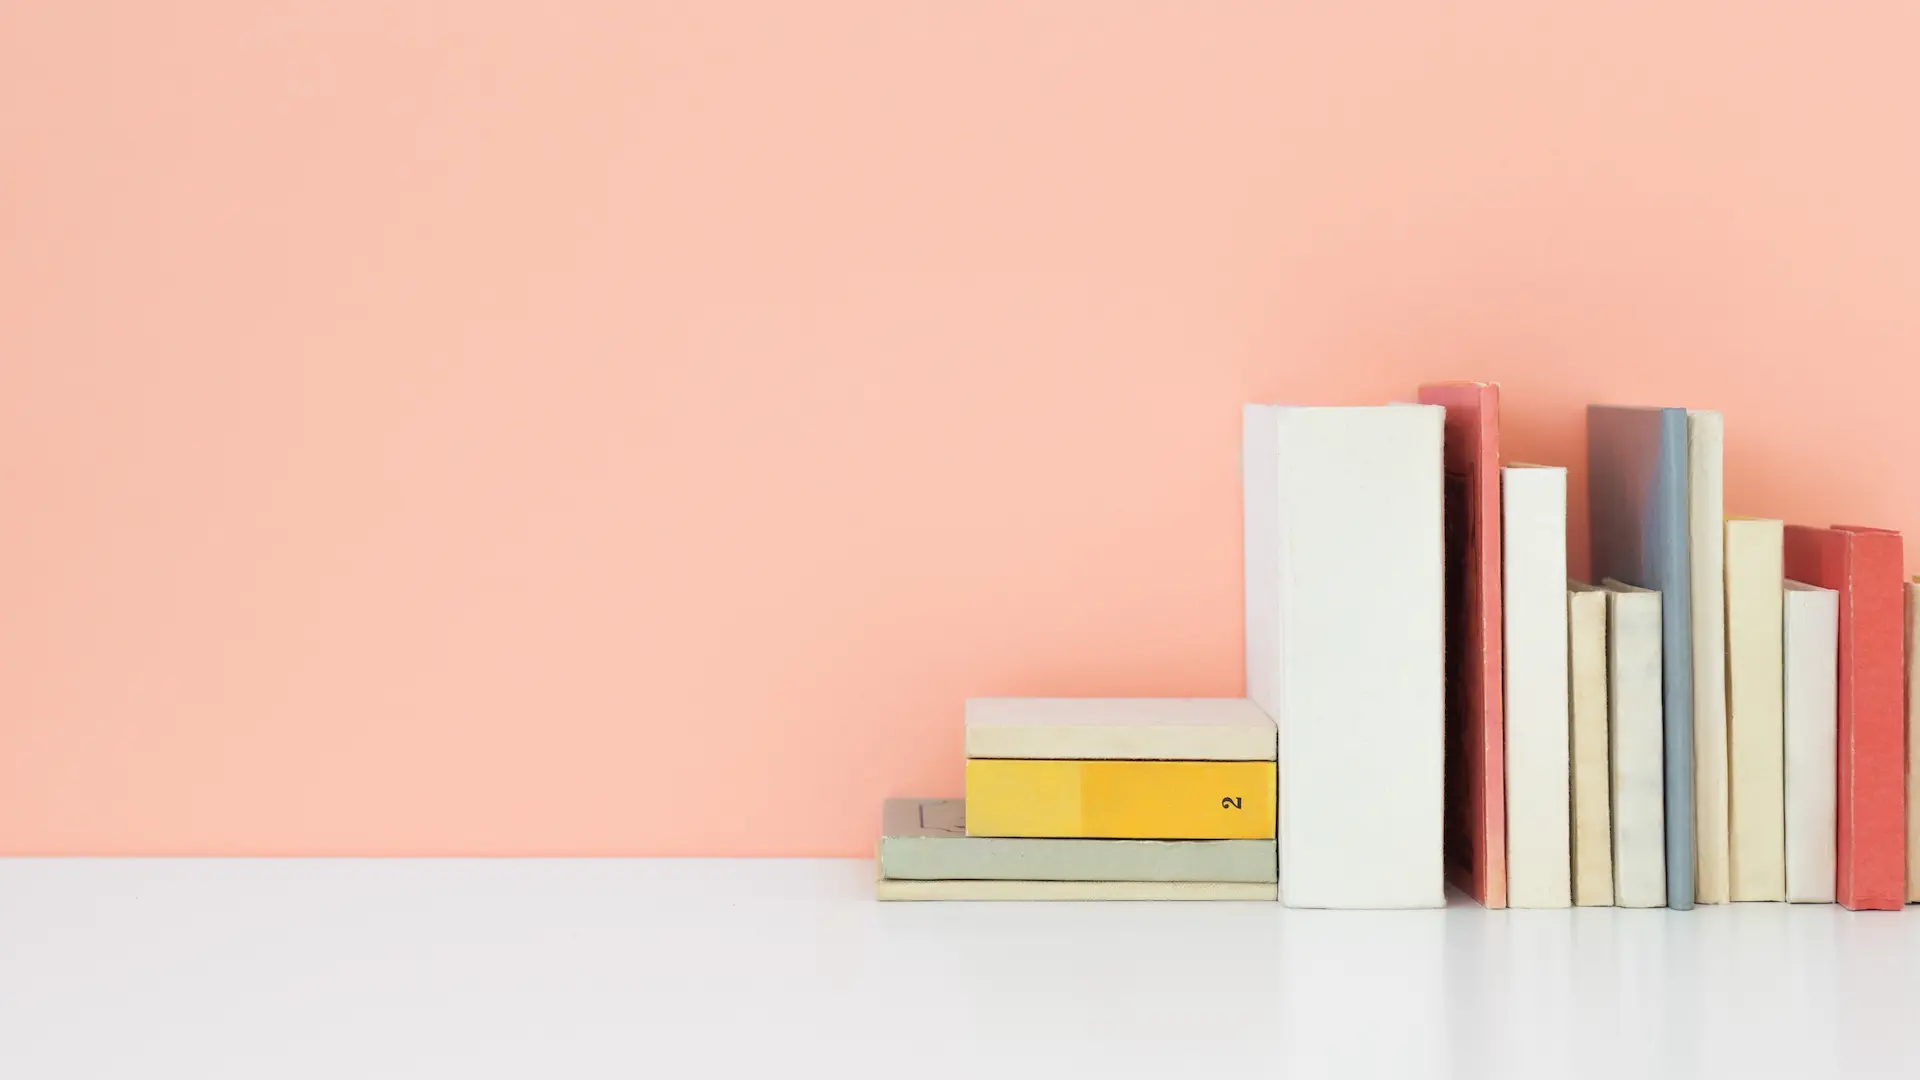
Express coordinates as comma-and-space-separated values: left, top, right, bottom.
1503, 464, 1571, 908
1725, 518, 1786, 901
1605, 579, 1667, 908
876, 878, 1277, 901
1568, 582, 1613, 906
1784, 580, 1838, 904
1908, 580, 1920, 903
1687, 410, 1729, 904
963, 698, 1276, 761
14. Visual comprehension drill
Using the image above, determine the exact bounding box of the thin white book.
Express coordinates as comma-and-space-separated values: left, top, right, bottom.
1605, 579, 1667, 908
1568, 581, 1614, 906
1784, 580, 1838, 904
1687, 410, 1730, 904
1502, 464, 1571, 909
1725, 518, 1785, 901
1907, 581, 1920, 904
1243, 404, 1445, 909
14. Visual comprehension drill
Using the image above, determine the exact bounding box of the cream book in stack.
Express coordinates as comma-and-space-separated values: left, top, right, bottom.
1784, 580, 1838, 904
1606, 579, 1667, 908
1243, 404, 1445, 909
1688, 410, 1730, 904
1503, 464, 1570, 908
1568, 582, 1613, 906
1725, 518, 1785, 901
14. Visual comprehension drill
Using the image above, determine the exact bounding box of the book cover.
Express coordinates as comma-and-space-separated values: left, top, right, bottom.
1605, 580, 1667, 908
964, 759, 1275, 840
1588, 405, 1695, 909
876, 878, 1277, 901
1568, 582, 1613, 906
962, 698, 1276, 762
1416, 381, 1507, 909
1784, 580, 1838, 904
1503, 465, 1571, 908
1725, 518, 1785, 901
877, 798, 1276, 882
1244, 404, 1445, 908
1783, 525, 1907, 910
1687, 411, 1730, 903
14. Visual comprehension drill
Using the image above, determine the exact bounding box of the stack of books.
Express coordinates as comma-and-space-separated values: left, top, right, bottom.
878, 383, 1920, 911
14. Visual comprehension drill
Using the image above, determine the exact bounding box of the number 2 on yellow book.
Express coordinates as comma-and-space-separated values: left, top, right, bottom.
964, 760, 1275, 839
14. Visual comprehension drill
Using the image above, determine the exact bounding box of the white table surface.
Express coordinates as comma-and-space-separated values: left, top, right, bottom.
2, 858, 1917, 1078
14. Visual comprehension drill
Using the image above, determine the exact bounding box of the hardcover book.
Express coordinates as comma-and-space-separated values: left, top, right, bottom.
1244, 404, 1445, 908
1568, 582, 1613, 906
1588, 405, 1695, 909
876, 878, 1277, 901
963, 698, 1276, 761
963, 759, 1275, 840
1687, 412, 1730, 903
1784, 580, 1839, 904
1503, 464, 1571, 909
1725, 518, 1785, 901
878, 798, 1276, 882
1908, 580, 1920, 903
1783, 525, 1907, 910
1416, 381, 1507, 909
1605, 580, 1667, 908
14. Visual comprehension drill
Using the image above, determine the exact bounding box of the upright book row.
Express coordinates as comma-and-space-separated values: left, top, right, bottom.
875, 384, 1920, 909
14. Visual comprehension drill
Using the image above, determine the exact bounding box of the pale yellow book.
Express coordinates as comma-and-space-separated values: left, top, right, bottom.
1688, 410, 1730, 904
964, 759, 1275, 839
1568, 582, 1613, 906
1726, 518, 1786, 901
1908, 579, 1920, 904
876, 878, 1277, 901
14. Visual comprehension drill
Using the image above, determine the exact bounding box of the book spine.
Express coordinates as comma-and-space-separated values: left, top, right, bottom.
1909, 581, 1920, 904
963, 759, 1276, 840
1688, 412, 1730, 903
1726, 519, 1786, 901
1836, 530, 1906, 910
1655, 413, 1696, 910
1568, 585, 1613, 906
1783, 582, 1838, 903
1607, 585, 1668, 908
1503, 466, 1571, 908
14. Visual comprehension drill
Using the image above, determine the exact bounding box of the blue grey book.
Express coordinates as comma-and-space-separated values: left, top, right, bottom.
1587, 406, 1694, 910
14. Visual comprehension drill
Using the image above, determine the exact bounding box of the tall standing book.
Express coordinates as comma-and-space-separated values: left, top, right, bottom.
1416, 381, 1507, 910
1782, 525, 1907, 910
1568, 581, 1613, 906
1687, 411, 1730, 903
1243, 404, 1445, 908
1908, 580, 1920, 904
1725, 517, 1786, 901
1503, 464, 1571, 909
1606, 580, 1667, 908
1588, 405, 1695, 909
1784, 580, 1839, 904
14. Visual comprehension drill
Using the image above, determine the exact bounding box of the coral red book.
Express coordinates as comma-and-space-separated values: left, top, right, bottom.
1417, 381, 1506, 908
1782, 524, 1907, 910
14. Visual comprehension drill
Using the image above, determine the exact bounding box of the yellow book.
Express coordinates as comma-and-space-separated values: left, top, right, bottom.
964, 759, 1275, 839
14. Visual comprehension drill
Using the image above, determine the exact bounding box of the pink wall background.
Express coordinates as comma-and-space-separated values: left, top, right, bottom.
4, 3, 1917, 855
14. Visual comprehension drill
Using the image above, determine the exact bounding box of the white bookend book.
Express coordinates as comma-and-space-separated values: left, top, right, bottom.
1784, 580, 1838, 904
1725, 518, 1786, 901
1568, 582, 1614, 905
1687, 410, 1730, 904
1907, 581, 1920, 903
1605, 579, 1667, 908
1243, 404, 1445, 909
1502, 464, 1571, 908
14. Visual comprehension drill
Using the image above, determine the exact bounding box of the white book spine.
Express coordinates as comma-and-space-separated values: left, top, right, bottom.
1687, 410, 1730, 904
1725, 519, 1785, 902
1605, 580, 1667, 908
1569, 583, 1614, 906
1503, 465, 1571, 908
1907, 582, 1920, 904
1784, 581, 1838, 904
1243, 405, 1445, 909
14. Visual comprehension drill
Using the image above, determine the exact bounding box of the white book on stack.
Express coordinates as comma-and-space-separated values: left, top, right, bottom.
1605, 579, 1667, 909
1784, 580, 1838, 904
1502, 464, 1571, 909
1568, 582, 1613, 906
1688, 410, 1730, 904
1243, 404, 1445, 909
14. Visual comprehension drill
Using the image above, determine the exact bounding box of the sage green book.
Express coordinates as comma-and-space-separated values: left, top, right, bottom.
878, 798, 1277, 883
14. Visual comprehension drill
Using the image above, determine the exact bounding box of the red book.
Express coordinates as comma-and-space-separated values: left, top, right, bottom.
1417, 382, 1506, 908
1783, 524, 1907, 910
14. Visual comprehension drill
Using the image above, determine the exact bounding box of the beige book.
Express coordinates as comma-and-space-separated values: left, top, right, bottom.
1784, 581, 1838, 903
1504, 465, 1572, 908
1606, 579, 1667, 908
963, 698, 1277, 761
1568, 582, 1614, 905
876, 878, 1277, 901
1725, 518, 1786, 901
1909, 581, 1920, 903
1687, 410, 1730, 904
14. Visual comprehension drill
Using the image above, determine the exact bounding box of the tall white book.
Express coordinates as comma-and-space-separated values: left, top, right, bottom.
1568, 582, 1614, 906
1243, 404, 1445, 909
1605, 579, 1667, 909
1687, 410, 1730, 904
1725, 518, 1785, 901
1502, 464, 1571, 909
1784, 580, 1838, 904
1907, 581, 1920, 904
